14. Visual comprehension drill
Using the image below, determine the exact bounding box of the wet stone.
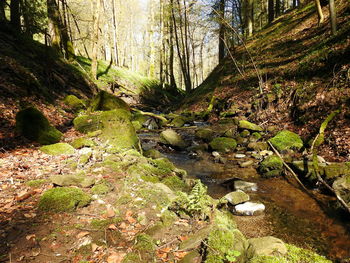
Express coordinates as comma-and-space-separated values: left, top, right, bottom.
240, 160, 254, 168
234, 202, 265, 216
235, 154, 246, 159
234, 180, 258, 192
223, 190, 250, 205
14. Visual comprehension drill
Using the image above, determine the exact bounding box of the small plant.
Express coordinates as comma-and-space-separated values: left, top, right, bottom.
225, 250, 241, 262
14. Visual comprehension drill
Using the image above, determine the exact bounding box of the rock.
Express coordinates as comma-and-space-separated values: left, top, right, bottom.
240, 130, 250, 138
333, 175, 350, 204
63, 95, 86, 112
16, 107, 62, 145
38, 187, 91, 212
51, 174, 95, 188
195, 128, 215, 142
160, 129, 187, 148
223, 127, 237, 138
234, 180, 258, 192
259, 155, 283, 178
209, 137, 237, 153
249, 236, 287, 256
324, 162, 350, 179
132, 113, 149, 131
144, 118, 159, 130
250, 132, 262, 142
268, 130, 303, 152
248, 142, 269, 152
89, 90, 129, 112
235, 154, 246, 158
259, 150, 273, 156
40, 143, 75, 155
144, 149, 162, 159
179, 226, 213, 250
178, 249, 201, 263
223, 190, 250, 205
91, 180, 113, 195
170, 116, 186, 128
238, 120, 263, 132
240, 160, 254, 168
70, 138, 95, 149
73, 109, 139, 151
234, 202, 265, 216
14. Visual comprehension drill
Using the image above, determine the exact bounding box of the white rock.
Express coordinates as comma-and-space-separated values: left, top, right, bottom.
235, 154, 246, 158
234, 202, 265, 216
260, 150, 273, 156
234, 180, 258, 192
212, 151, 220, 158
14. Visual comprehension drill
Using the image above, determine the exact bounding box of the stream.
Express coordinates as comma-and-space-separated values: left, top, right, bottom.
139, 127, 350, 262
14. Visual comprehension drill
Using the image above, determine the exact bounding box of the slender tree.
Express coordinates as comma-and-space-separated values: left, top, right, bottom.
329, 0, 336, 35
314, 0, 324, 25
47, 0, 62, 51
91, 0, 101, 79
246, 0, 253, 37
0, 0, 6, 22
10, 0, 21, 31
218, 0, 226, 62
268, 0, 274, 24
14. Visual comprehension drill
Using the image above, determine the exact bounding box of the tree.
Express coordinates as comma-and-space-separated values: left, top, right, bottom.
268, 0, 274, 24
246, 0, 253, 37
314, 0, 324, 25
218, 0, 226, 62
91, 0, 101, 79
0, 0, 6, 22
10, 0, 21, 31
329, 0, 336, 35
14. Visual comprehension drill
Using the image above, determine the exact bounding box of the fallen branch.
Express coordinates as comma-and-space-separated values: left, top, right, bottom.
310, 109, 350, 213
268, 141, 307, 191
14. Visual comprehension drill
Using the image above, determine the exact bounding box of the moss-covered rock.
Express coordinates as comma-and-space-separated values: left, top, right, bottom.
324, 162, 350, 179
63, 95, 86, 112
160, 129, 187, 149
333, 175, 350, 205
143, 149, 162, 159
249, 236, 287, 257
89, 90, 130, 112
248, 142, 269, 151
209, 137, 237, 152
269, 130, 303, 152
132, 113, 149, 131
70, 138, 95, 149
195, 128, 215, 142
161, 175, 188, 191
40, 143, 75, 155
239, 120, 263, 132
170, 116, 187, 128
250, 132, 262, 142
133, 233, 156, 260
39, 187, 91, 212
26, 179, 47, 188
50, 173, 95, 188
259, 155, 283, 178
91, 180, 114, 195
223, 190, 250, 205
179, 226, 213, 250
16, 107, 62, 145
73, 110, 138, 151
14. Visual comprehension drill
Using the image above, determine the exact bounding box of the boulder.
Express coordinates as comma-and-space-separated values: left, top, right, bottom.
179, 226, 213, 250
195, 128, 215, 142
170, 116, 187, 128
70, 138, 95, 149
16, 107, 62, 145
333, 175, 350, 205
73, 109, 139, 151
247, 142, 269, 151
40, 143, 75, 155
269, 130, 303, 152
209, 137, 237, 152
259, 155, 283, 178
160, 129, 187, 148
144, 149, 162, 159
234, 201, 265, 216
238, 120, 263, 132
89, 90, 129, 112
63, 95, 86, 112
223, 190, 250, 205
240, 160, 254, 168
249, 236, 287, 256
50, 174, 95, 188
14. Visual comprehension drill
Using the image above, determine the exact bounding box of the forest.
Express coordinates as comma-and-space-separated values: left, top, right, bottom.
0, 0, 349, 262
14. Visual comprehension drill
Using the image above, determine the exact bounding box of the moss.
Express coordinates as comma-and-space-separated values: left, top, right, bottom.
71, 138, 95, 149
259, 155, 284, 178
195, 128, 215, 141
151, 158, 176, 175
91, 180, 113, 195
160, 129, 187, 148
238, 120, 263, 132
248, 142, 269, 151
26, 179, 47, 187
240, 130, 251, 138
248, 244, 331, 263
269, 130, 303, 152
134, 233, 155, 252
89, 90, 130, 112
162, 175, 188, 191
122, 253, 142, 263
90, 218, 122, 230
140, 174, 160, 183
39, 187, 91, 212
170, 116, 186, 127
50, 173, 95, 188
251, 132, 262, 141
160, 210, 177, 227
209, 137, 237, 152
73, 110, 139, 151
40, 143, 75, 155
79, 152, 92, 165
143, 149, 162, 159
63, 95, 86, 112
16, 107, 62, 145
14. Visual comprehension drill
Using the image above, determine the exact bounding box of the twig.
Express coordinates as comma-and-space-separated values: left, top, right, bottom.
268, 141, 307, 191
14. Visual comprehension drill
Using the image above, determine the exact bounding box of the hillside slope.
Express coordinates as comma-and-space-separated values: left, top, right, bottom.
183, 2, 350, 161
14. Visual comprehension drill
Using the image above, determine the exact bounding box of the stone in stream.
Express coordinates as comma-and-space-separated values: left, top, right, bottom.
223, 190, 250, 205
240, 160, 254, 168
160, 129, 187, 149
234, 201, 265, 216
235, 153, 246, 158
212, 151, 226, 164
249, 236, 287, 256
234, 180, 258, 192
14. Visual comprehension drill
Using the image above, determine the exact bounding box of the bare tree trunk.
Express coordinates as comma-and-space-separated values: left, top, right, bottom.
314, 0, 324, 25
0, 0, 5, 22
10, 0, 21, 32
329, 0, 336, 35
268, 0, 274, 23
112, 0, 119, 66
246, 0, 253, 37
91, 0, 101, 79
218, 0, 225, 62
168, 5, 176, 89
47, 0, 62, 51
276, 0, 280, 17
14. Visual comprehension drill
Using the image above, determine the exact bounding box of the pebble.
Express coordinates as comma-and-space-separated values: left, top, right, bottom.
235, 154, 246, 158
234, 180, 258, 192
234, 202, 265, 216
240, 160, 254, 168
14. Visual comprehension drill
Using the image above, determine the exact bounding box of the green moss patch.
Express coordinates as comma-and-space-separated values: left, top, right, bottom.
26, 179, 47, 188
63, 95, 86, 112
50, 173, 95, 188
70, 138, 95, 149
209, 137, 237, 152
195, 128, 215, 141
16, 107, 62, 145
91, 180, 114, 195
39, 187, 91, 212
259, 155, 284, 178
160, 129, 187, 149
162, 175, 188, 192
239, 120, 263, 132
89, 90, 130, 112
40, 143, 75, 155
269, 130, 303, 152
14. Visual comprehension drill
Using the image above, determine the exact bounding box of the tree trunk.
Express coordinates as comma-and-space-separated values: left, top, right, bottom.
47, 0, 62, 51
246, 0, 253, 37
91, 0, 101, 80
314, 0, 324, 25
276, 0, 280, 17
0, 0, 5, 22
329, 0, 336, 35
218, 0, 225, 62
112, 0, 119, 66
10, 0, 21, 31
268, 0, 274, 23
168, 5, 176, 89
